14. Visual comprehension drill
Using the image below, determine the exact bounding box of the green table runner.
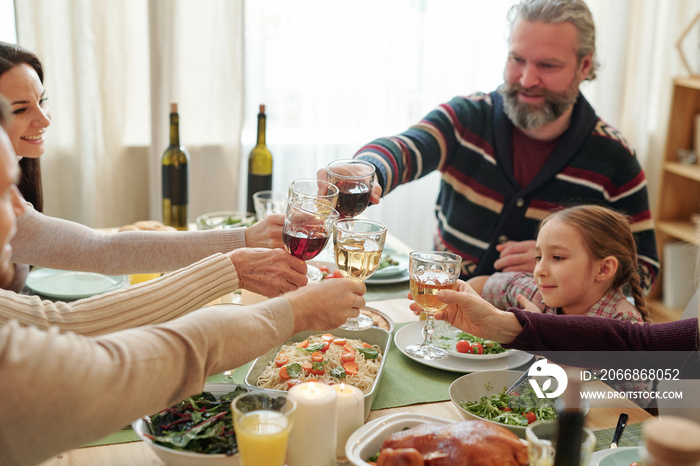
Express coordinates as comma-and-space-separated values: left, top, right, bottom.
593, 421, 643, 451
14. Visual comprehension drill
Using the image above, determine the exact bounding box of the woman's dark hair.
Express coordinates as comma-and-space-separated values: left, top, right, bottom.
0, 41, 44, 212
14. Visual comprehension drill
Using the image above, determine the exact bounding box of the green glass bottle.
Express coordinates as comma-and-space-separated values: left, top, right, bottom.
162, 102, 190, 231
246, 104, 273, 213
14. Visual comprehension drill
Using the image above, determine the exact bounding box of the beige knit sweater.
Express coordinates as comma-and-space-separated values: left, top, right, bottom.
0, 295, 295, 466
0, 253, 239, 336
10, 203, 247, 275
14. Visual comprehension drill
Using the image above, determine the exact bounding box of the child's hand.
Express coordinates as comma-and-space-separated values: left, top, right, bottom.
516, 294, 541, 313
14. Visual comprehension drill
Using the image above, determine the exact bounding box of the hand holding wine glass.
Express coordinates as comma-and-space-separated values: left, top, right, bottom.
283, 198, 339, 283
325, 159, 375, 218
405, 251, 462, 360
333, 218, 387, 330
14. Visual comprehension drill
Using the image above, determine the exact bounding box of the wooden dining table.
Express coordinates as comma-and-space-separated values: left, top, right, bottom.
37, 294, 654, 466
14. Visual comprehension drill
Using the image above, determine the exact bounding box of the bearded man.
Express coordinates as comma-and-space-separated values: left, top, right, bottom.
351, 0, 658, 294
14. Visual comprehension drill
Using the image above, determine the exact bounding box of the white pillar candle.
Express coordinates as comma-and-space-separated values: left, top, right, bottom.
287, 382, 338, 466
334, 383, 364, 460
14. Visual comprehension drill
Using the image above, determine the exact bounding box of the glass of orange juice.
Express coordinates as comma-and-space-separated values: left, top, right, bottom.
232, 392, 296, 466
128, 273, 161, 285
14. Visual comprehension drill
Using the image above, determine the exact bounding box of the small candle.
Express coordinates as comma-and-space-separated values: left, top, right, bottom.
287, 382, 337, 466
334, 383, 364, 460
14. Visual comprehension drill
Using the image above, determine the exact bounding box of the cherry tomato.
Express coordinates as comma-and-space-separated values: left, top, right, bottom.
524, 411, 537, 424
279, 366, 290, 380
362, 342, 373, 348
302, 363, 313, 374
311, 351, 324, 362
341, 352, 356, 363
287, 378, 303, 388
321, 341, 331, 352
321, 334, 334, 342
501, 407, 513, 412
455, 340, 471, 353
470, 342, 484, 355
275, 355, 289, 367
311, 368, 326, 376
319, 266, 330, 274
343, 362, 359, 375
330, 269, 343, 279
297, 340, 309, 349
343, 344, 355, 354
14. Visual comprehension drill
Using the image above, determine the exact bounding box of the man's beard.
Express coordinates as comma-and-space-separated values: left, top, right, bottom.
498, 78, 580, 130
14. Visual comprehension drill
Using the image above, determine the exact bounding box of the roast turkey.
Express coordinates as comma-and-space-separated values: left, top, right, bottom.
376, 420, 528, 466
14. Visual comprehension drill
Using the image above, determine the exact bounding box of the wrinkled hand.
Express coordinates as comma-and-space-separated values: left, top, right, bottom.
287, 279, 366, 334
493, 240, 537, 273
315, 166, 383, 205
244, 214, 284, 249
227, 248, 307, 297
408, 280, 519, 344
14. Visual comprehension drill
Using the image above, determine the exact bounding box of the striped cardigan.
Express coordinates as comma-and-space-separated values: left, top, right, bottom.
355, 91, 659, 294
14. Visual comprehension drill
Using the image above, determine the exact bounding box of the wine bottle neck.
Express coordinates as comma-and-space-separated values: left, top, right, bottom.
256, 113, 266, 145
169, 112, 180, 146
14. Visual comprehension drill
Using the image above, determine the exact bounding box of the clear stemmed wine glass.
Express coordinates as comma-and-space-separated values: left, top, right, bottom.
405, 251, 462, 360
325, 159, 375, 219
288, 178, 339, 208
283, 198, 339, 283
333, 218, 387, 330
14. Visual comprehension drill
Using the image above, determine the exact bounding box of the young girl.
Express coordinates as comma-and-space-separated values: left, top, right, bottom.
469, 204, 649, 323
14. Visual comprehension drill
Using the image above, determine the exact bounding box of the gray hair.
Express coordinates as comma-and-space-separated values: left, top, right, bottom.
508, 0, 599, 81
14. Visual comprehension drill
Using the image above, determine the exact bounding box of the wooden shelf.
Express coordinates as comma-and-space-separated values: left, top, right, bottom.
653, 77, 700, 316
656, 220, 700, 245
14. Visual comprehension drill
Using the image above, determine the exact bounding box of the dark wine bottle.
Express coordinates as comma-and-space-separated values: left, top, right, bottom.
553, 374, 584, 466
246, 104, 272, 214
162, 102, 190, 231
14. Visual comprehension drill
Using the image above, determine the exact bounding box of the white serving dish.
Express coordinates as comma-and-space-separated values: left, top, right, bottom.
345, 413, 453, 466
132, 383, 246, 466
245, 327, 392, 420
449, 369, 538, 438
26, 268, 128, 300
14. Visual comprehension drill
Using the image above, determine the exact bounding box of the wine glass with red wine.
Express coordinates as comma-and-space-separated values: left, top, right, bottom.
405, 251, 462, 360
283, 198, 339, 283
325, 159, 375, 219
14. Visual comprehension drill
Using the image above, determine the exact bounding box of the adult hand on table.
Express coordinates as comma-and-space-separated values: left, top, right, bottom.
408, 280, 521, 345
287, 278, 366, 334
493, 239, 537, 273
227, 248, 308, 297
244, 214, 284, 249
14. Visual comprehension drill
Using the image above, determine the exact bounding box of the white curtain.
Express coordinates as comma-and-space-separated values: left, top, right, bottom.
14, 0, 244, 228
12, 0, 700, 248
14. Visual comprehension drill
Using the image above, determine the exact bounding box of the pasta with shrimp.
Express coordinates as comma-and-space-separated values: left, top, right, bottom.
256, 333, 382, 394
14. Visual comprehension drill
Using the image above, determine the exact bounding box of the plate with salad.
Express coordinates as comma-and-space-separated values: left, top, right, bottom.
433, 320, 513, 360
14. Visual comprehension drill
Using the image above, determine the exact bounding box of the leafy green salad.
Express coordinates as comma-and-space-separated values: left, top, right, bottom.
460, 382, 557, 426
145, 386, 284, 456
434, 324, 507, 356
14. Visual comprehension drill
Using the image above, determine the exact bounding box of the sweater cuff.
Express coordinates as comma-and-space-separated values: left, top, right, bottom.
501, 308, 531, 350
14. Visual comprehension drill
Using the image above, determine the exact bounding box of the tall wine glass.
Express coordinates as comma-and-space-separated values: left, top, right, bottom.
333, 218, 387, 330
283, 198, 339, 283
325, 159, 375, 219
288, 178, 339, 208
405, 251, 462, 360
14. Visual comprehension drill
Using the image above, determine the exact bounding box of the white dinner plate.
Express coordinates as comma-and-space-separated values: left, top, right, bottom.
308, 253, 409, 285
26, 268, 129, 300
394, 321, 533, 372
433, 320, 514, 360
588, 446, 642, 466
345, 413, 454, 466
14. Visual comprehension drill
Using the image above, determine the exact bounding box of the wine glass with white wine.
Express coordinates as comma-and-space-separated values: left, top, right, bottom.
405, 251, 462, 360
333, 218, 387, 331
